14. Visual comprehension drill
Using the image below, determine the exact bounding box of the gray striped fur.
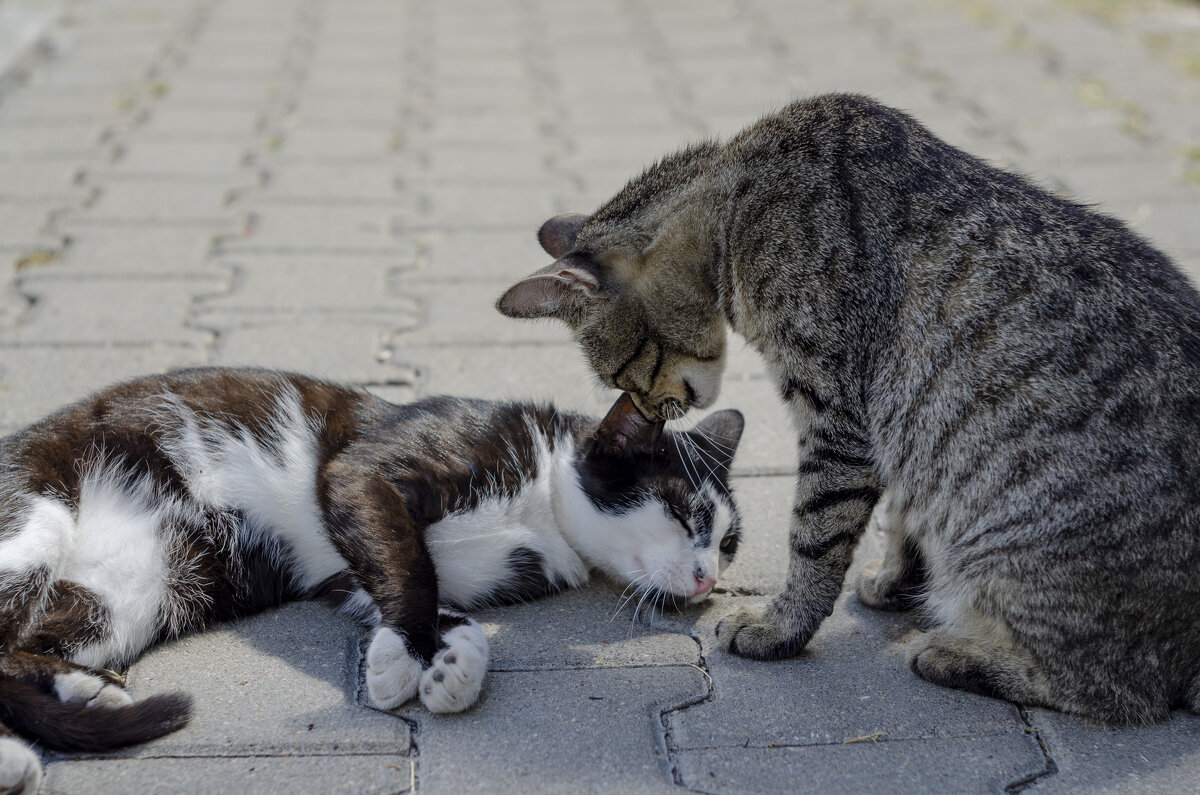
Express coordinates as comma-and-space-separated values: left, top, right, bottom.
498, 93, 1200, 725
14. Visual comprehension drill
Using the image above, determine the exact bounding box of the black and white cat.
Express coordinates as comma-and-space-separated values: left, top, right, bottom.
0, 367, 743, 793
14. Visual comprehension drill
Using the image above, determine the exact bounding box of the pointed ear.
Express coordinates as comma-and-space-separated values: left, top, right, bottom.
495, 255, 602, 320
690, 409, 744, 471
594, 392, 664, 456
537, 213, 588, 258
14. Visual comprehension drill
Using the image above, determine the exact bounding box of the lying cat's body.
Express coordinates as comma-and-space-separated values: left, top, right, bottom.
498, 93, 1200, 726
0, 368, 742, 792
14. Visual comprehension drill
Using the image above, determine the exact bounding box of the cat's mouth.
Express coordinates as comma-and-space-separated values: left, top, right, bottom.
630, 393, 689, 423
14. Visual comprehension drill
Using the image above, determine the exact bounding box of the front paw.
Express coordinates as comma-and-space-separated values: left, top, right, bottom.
420, 621, 488, 714
365, 627, 422, 710
715, 604, 806, 660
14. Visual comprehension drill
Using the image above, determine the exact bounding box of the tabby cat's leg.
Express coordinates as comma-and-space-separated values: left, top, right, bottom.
716, 412, 881, 659
323, 465, 487, 712
855, 496, 925, 612
907, 623, 1055, 709
0, 720, 41, 795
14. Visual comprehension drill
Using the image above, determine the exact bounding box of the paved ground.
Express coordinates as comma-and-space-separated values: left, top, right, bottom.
2, 0, 1200, 792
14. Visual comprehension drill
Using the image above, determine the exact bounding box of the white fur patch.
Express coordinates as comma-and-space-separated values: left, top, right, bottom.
67, 470, 186, 668
53, 671, 132, 709
551, 447, 701, 600
425, 429, 586, 607
0, 736, 41, 794
365, 627, 422, 710
420, 620, 488, 713
162, 387, 347, 592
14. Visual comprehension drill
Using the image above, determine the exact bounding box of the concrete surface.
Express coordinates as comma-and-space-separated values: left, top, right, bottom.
1, 0, 1199, 792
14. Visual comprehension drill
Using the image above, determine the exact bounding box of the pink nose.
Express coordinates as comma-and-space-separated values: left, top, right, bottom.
692, 575, 716, 597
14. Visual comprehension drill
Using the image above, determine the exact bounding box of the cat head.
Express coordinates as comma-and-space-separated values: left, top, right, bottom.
497, 149, 728, 423
566, 392, 745, 608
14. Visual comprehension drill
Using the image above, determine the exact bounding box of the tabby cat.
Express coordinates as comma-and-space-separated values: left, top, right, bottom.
0, 368, 743, 792
497, 93, 1200, 726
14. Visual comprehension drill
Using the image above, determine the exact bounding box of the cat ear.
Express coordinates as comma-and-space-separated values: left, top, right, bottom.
537, 213, 588, 258
495, 255, 602, 320
689, 409, 744, 471
594, 392, 664, 456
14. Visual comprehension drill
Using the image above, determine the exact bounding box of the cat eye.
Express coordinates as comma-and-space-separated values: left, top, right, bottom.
719, 535, 735, 552
669, 506, 693, 537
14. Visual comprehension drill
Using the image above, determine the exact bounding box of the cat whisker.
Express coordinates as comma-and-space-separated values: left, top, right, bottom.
669, 429, 702, 494
609, 571, 653, 624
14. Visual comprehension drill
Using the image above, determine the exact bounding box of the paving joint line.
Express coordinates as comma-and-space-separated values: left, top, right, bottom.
658, 633, 716, 792
1004, 705, 1059, 793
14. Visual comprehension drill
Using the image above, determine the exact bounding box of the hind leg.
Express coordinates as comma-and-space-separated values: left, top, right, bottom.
1, 651, 130, 710
907, 624, 1055, 707
856, 499, 925, 612
0, 721, 40, 795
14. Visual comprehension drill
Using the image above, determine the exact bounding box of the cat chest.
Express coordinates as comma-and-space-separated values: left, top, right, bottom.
423, 486, 585, 609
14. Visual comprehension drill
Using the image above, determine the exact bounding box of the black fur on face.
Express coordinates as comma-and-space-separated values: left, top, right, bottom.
577, 396, 744, 524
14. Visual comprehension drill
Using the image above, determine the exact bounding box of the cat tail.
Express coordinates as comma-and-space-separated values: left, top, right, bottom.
0, 675, 192, 752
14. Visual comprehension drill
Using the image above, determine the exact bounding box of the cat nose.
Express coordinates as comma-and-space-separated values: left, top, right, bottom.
692, 575, 716, 597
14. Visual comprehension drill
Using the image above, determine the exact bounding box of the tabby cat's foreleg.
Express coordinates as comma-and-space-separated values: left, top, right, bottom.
716, 418, 880, 659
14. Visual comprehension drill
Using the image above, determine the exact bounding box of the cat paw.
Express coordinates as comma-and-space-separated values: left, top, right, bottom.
855, 559, 902, 611
54, 671, 133, 709
0, 736, 42, 795
715, 604, 805, 661
365, 627, 422, 710
420, 621, 488, 714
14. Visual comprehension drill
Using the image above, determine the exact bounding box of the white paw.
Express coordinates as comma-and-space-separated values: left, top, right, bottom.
0, 736, 42, 795
420, 621, 488, 714
365, 627, 422, 710
53, 671, 133, 709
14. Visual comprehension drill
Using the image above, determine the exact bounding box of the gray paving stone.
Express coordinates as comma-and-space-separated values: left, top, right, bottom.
220, 206, 416, 255
42, 755, 413, 795
475, 583, 701, 671
137, 107, 265, 137
111, 140, 251, 175
719, 476, 794, 596
211, 316, 419, 385
62, 181, 239, 223
674, 734, 1046, 795
0, 122, 108, 158
404, 666, 704, 794
1026, 709, 1200, 793
104, 602, 408, 758
271, 128, 406, 160
26, 227, 222, 276
0, 203, 58, 248
202, 254, 415, 311
253, 162, 413, 204
1, 277, 223, 346
0, 161, 86, 200
0, 87, 134, 121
